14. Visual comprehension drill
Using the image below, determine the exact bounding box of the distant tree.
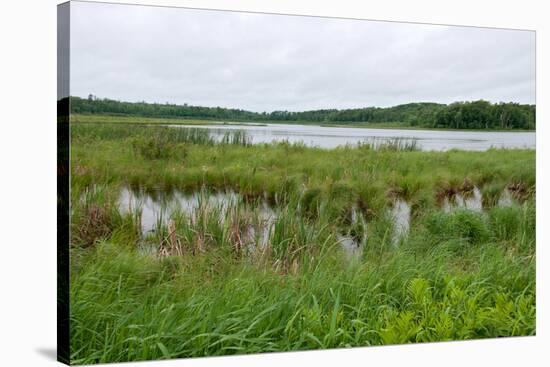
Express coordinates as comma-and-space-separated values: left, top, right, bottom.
69, 96, 535, 130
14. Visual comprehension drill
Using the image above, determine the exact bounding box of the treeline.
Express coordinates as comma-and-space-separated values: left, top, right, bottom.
70, 96, 536, 130
432, 100, 535, 130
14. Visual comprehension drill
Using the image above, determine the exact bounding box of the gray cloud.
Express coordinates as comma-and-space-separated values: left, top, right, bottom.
70, 1, 535, 111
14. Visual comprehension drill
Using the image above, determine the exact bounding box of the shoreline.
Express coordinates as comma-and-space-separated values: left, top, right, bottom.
70, 113, 536, 133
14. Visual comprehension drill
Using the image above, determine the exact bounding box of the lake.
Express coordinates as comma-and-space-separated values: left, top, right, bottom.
169, 122, 535, 151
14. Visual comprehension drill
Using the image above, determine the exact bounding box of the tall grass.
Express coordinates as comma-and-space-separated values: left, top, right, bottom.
71, 124, 534, 217
358, 137, 419, 151
72, 123, 250, 147
68, 122, 535, 364
70, 204, 535, 363
221, 129, 251, 146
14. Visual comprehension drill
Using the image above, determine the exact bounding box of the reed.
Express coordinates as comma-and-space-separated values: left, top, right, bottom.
68, 122, 535, 364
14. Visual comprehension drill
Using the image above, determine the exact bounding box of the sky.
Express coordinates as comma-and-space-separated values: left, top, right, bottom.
70, 1, 536, 112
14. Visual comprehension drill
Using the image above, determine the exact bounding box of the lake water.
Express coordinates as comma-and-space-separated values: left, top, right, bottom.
169, 123, 535, 151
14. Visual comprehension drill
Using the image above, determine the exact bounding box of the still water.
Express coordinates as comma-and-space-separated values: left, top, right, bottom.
116, 185, 517, 257
170, 122, 535, 151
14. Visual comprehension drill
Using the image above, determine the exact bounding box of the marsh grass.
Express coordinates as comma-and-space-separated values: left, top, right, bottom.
358, 137, 419, 151
71, 123, 534, 217
68, 122, 535, 364
72, 122, 250, 147
70, 218, 535, 363
221, 129, 251, 146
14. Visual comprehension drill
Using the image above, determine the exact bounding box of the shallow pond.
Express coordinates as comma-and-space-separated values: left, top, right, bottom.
116, 185, 517, 257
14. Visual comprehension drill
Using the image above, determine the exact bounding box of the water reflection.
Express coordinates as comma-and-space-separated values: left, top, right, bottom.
337, 235, 364, 258
118, 187, 240, 234
391, 199, 411, 245
114, 185, 518, 257
498, 189, 515, 207
118, 186, 372, 257
443, 186, 483, 212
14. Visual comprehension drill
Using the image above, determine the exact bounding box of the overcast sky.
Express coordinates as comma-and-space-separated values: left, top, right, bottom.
70, 1, 535, 112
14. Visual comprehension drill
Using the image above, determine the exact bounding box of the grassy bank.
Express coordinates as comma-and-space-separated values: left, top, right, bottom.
69, 122, 536, 364
71, 113, 267, 126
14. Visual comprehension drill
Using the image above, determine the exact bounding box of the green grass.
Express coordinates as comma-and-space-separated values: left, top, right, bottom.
71, 123, 534, 217
72, 113, 267, 126
69, 122, 536, 364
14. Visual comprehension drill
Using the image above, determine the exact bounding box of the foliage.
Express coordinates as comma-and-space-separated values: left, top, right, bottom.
70, 96, 536, 130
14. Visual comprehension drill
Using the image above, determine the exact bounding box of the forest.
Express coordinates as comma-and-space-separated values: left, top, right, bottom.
70, 96, 536, 130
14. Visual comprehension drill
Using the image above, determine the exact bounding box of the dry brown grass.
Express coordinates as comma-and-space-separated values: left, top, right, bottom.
72, 204, 114, 247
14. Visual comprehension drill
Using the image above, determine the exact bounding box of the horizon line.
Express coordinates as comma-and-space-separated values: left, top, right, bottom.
67, 94, 536, 114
